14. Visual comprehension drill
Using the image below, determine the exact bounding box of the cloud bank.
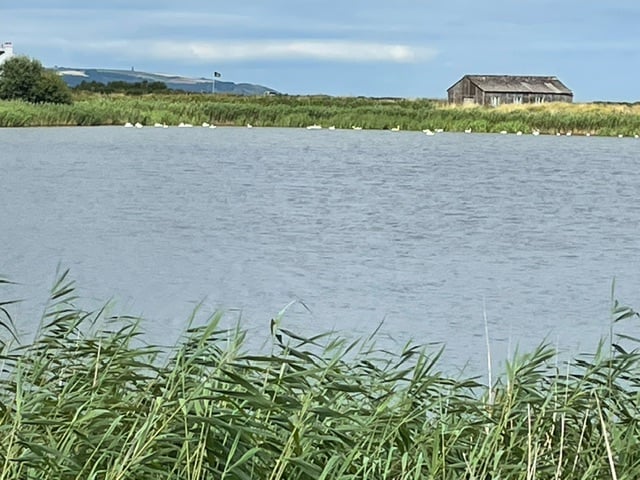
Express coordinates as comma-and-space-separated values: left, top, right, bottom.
153, 40, 435, 63
59, 39, 436, 64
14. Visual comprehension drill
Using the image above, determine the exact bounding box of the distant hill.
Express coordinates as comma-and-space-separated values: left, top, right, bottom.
52, 67, 279, 96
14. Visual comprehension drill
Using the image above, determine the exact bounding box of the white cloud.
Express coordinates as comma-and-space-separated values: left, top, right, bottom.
92, 40, 437, 63
19, 36, 435, 65
5, 5, 439, 66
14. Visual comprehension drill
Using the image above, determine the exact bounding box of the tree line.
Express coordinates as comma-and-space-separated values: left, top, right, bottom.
72, 80, 172, 95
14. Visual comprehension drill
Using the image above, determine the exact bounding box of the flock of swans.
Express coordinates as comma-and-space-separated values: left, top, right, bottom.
122, 122, 639, 138
123, 121, 220, 129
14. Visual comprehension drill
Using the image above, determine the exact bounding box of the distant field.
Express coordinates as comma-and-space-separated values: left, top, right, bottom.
2, 93, 640, 136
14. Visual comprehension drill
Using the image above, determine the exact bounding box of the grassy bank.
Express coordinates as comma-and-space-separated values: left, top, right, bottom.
2, 272, 640, 479
2, 93, 640, 136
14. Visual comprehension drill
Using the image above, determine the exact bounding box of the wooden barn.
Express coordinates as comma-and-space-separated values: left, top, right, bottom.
447, 75, 573, 106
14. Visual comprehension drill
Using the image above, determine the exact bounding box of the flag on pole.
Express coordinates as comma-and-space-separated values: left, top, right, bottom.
214, 71, 222, 77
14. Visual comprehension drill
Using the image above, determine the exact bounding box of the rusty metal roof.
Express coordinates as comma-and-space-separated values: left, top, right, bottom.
461, 75, 572, 95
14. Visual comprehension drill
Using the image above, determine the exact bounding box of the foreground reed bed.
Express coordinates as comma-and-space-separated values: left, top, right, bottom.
2, 271, 640, 479
2, 94, 640, 136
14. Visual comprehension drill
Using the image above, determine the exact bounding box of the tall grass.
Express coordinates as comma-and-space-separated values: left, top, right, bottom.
2, 271, 640, 478
2, 94, 640, 135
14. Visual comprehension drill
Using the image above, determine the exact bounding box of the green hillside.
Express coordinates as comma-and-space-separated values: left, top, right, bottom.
52, 67, 279, 96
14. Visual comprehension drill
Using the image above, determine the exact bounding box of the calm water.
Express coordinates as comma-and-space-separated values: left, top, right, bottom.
2, 126, 640, 372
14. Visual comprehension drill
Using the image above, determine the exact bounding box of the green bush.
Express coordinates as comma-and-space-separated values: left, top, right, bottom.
0, 56, 72, 104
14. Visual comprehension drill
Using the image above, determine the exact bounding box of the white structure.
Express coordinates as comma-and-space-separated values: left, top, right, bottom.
0, 41, 14, 65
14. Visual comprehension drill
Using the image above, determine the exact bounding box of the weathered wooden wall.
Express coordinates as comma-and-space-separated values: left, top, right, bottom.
447, 76, 573, 106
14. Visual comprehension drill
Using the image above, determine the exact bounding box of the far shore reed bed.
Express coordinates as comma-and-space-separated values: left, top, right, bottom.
2, 271, 640, 479
2, 94, 640, 136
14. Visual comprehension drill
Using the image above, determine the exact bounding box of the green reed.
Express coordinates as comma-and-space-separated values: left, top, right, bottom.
3, 94, 640, 136
1, 270, 640, 479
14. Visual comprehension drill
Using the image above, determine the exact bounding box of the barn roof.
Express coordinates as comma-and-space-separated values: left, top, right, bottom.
456, 75, 572, 95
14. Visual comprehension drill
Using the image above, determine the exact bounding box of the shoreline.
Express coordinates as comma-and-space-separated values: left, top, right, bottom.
2, 94, 640, 136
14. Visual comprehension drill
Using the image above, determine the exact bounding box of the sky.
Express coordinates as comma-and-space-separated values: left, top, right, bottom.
2, 1, 640, 102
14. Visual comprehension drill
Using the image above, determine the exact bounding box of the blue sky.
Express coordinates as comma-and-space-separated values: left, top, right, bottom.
3, 1, 640, 101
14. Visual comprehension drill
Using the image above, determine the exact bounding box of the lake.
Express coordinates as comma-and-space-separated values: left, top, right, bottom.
1, 126, 639, 373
